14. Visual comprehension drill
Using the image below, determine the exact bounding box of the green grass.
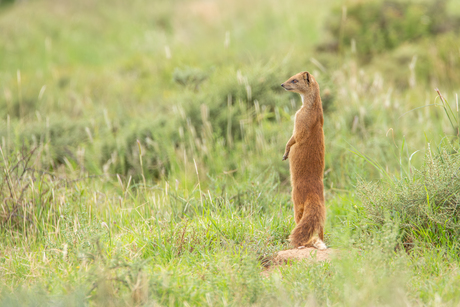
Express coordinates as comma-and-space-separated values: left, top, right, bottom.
1, 0, 460, 305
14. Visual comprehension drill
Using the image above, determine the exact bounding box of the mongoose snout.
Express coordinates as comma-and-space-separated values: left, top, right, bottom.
281, 83, 292, 90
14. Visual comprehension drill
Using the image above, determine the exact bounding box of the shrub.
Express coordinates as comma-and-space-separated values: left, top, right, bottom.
0, 147, 62, 232
357, 143, 460, 249
320, 0, 460, 60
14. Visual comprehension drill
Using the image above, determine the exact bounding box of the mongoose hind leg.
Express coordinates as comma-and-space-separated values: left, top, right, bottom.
294, 206, 303, 224
314, 227, 327, 250
313, 238, 327, 250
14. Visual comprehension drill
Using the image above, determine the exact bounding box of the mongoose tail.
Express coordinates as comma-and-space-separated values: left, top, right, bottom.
289, 193, 326, 250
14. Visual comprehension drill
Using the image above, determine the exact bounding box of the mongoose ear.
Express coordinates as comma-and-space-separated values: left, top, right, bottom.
303, 71, 310, 84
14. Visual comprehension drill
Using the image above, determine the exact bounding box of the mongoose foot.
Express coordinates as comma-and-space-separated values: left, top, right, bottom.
313, 239, 327, 250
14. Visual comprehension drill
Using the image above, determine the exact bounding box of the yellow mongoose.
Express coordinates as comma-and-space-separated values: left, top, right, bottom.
281, 71, 327, 250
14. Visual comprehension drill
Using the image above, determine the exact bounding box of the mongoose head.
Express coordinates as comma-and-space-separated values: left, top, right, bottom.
281, 71, 318, 96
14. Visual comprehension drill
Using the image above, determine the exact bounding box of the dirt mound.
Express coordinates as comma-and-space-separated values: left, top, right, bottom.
262, 247, 336, 277
274, 247, 335, 264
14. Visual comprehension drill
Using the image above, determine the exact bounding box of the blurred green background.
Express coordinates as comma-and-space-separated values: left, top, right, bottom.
1, 0, 460, 305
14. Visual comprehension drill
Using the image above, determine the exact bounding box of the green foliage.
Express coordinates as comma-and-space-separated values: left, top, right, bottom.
0, 0, 15, 7
322, 0, 460, 59
0, 147, 60, 232
172, 66, 208, 89
358, 144, 460, 249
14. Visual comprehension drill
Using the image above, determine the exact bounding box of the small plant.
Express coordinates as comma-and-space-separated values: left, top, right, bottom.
0, 146, 51, 232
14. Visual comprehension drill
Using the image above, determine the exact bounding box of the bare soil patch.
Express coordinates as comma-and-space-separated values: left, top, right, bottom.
262, 248, 336, 277
275, 247, 335, 263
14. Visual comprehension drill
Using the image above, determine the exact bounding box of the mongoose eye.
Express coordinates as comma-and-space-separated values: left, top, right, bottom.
291, 79, 298, 83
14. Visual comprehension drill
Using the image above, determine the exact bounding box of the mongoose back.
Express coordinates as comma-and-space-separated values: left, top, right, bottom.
281, 71, 327, 250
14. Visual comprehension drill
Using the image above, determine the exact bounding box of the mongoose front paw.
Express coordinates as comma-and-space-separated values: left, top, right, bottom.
282, 154, 288, 161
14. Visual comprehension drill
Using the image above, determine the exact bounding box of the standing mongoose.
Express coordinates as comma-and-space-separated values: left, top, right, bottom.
281, 71, 327, 250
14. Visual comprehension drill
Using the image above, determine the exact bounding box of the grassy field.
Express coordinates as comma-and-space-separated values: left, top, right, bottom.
1, 0, 460, 305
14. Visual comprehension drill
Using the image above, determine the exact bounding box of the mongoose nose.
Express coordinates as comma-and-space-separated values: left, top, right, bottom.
281, 83, 285, 88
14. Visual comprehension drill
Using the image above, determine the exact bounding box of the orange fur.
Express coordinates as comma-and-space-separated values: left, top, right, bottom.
281, 71, 327, 250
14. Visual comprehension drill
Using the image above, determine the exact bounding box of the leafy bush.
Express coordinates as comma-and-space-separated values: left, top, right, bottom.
360, 32, 460, 88
0, 0, 15, 7
358, 143, 460, 249
320, 0, 460, 60
0, 147, 104, 236
172, 66, 208, 90
0, 147, 57, 232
